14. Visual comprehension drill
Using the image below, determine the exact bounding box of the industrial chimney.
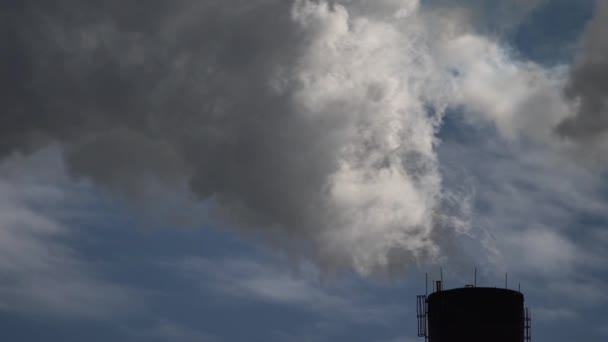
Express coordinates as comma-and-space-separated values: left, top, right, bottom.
416, 276, 532, 342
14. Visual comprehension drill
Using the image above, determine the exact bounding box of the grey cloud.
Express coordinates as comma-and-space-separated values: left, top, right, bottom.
557, 1, 608, 138
3, 0, 596, 278
1, 0, 330, 229
2, 0, 462, 274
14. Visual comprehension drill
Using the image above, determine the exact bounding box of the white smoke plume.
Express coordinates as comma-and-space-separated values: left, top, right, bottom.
0, 0, 582, 275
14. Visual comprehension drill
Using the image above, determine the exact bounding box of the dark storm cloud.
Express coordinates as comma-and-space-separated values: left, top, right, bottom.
1, 0, 326, 227
1, 0, 302, 153
556, 1, 608, 138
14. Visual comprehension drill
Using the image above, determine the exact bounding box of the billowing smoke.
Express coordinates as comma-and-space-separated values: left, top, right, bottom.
556, 1, 608, 139
1, 0, 585, 275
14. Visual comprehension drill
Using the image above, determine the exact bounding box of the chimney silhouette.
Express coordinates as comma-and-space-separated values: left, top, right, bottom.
416, 274, 532, 342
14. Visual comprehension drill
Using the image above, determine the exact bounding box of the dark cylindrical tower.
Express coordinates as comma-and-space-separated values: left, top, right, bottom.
426, 287, 525, 342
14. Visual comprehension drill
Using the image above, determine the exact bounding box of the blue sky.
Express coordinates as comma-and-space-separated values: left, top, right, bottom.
2, 1, 608, 341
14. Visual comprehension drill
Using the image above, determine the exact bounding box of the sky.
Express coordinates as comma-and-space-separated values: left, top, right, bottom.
1, 0, 608, 341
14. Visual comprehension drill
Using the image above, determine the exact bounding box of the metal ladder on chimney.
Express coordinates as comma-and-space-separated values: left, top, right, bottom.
524, 307, 532, 342
416, 295, 428, 341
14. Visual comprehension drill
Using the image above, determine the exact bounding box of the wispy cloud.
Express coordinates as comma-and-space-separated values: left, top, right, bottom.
534, 306, 579, 322
0, 149, 137, 319
124, 319, 220, 342
166, 256, 404, 325
438, 125, 608, 323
